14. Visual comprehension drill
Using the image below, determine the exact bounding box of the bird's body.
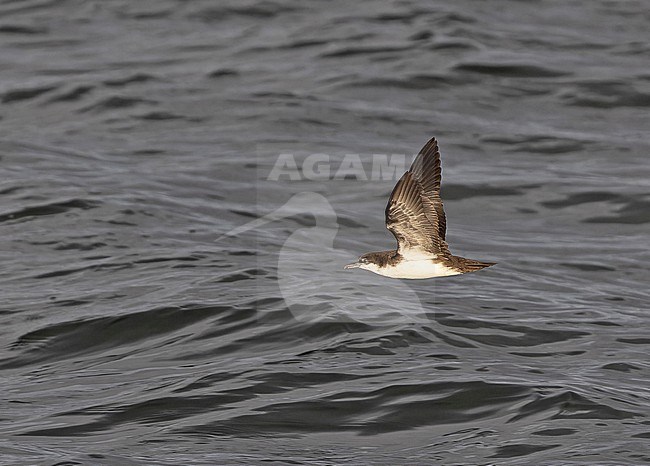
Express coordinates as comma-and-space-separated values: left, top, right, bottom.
354, 253, 460, 279
345, 137, 495, 279
351, 250, 492, 279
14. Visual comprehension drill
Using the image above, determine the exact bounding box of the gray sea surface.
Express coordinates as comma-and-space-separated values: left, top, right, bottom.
1, 0, 649, 464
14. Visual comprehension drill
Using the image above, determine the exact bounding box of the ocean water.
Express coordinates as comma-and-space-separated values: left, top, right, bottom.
1, 0, 649, 464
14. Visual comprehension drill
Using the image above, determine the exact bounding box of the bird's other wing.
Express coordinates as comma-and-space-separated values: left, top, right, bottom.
409, 137, 447, 242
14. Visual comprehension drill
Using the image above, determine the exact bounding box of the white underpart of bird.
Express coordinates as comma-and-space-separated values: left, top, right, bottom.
358, 257, 461, 279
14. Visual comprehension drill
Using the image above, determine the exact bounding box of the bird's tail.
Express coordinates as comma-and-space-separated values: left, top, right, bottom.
461, 258, 496, 273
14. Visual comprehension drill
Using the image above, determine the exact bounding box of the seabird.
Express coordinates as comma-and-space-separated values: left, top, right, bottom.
345, 137, 495, 279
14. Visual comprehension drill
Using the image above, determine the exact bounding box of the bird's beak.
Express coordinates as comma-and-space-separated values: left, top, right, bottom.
344, 262, 361, 270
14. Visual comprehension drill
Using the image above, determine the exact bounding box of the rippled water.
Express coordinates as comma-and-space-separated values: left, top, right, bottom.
1, 0, 650, 464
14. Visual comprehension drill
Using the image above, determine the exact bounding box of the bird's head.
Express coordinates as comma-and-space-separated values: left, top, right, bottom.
344, 252, 381, 271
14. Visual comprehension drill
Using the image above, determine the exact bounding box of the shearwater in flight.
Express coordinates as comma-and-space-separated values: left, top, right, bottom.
345, 137, 495, 279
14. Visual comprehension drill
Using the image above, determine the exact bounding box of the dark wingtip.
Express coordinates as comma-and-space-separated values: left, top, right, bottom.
419, 136, 439, 155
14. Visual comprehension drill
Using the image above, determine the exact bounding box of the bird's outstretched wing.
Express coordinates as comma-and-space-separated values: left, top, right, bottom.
385, 137, 449, 258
